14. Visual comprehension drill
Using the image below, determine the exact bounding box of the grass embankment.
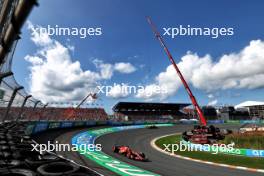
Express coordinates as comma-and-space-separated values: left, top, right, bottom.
221, 132, 264, 149
155, 135, 264, 169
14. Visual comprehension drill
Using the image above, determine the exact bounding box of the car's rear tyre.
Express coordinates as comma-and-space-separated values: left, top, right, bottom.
112, 146, 119, 153
140, 152, 145, 158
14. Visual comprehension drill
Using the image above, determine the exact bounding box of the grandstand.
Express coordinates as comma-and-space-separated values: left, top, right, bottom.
112, 102, 190, 121
235, 101, 264, 119
219, 106, 250, 120
0, 106, 108, 121
183, 106, 218, 120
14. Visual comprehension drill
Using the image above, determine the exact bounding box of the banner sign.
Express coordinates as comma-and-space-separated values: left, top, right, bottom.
61, 122, 73, 128
33, 122, 48, 133
48, 122, 61, 129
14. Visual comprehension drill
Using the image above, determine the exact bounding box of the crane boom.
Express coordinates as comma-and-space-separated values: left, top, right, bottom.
147, 17, 207, 126
64, 93, 98, 120
76, 93, 97, 109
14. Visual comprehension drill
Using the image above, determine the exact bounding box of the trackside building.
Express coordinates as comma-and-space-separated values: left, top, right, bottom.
112, 102, 190, 121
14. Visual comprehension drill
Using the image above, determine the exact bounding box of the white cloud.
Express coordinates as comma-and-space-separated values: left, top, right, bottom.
25, 55, 43, 65
114, 62, 136, 74
27, 21, 52, 46
208, 99, 218, 106
135, 84, 168, 101
25, 22, 136, 102
92, 59, 114, 79
207, 94, 214, 99
136, 40, 264, 100
67, 44, 75, 52
106, 83, 130, 99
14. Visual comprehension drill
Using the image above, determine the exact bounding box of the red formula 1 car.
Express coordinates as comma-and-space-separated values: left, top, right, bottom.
112, 145, 148, 161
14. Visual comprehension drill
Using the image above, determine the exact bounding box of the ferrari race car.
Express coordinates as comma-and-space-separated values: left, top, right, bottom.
112, 145, 148, 161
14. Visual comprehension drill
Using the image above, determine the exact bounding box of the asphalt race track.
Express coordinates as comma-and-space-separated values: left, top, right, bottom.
49, 124, 263, 176
96, 124, 262, 176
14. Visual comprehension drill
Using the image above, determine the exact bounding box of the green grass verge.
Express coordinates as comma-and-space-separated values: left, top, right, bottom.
155, 135, 264, 169
221, 133, 264, 149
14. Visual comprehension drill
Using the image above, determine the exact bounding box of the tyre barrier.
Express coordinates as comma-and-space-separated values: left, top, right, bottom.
0, 122, 100, 176
37, 161, 80, 176
0, 169, 37, 176
25, 153, 60, 169
0, 160, 24, 171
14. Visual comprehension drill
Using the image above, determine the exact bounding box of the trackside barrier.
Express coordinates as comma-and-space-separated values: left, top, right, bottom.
207, 120, 224, 124
134, 121, 145, 125
225, 120, 264, 124
74, 121, 85, 127
86, 120, 96, 126
25, 120, 175, 135
72, 124, 174, 176
225, 120, 240, 124
122, 121, 134, 125
61, 121, 73, 128
239, 120, 261, 124
33, 122, 49, 133
182, 140, 264, 158
107, 121, 122, 126
25, 119, 264, 135
144, 121, 158, 125
180, 120, 198, 124
48, 122, 61, 129
96, 121, 108, 125
25, 123, 35, 135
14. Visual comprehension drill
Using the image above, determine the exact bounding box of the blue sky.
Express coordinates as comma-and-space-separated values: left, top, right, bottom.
12, 0, 264, 113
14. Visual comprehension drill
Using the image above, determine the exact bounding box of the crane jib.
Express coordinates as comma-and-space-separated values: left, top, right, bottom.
146, 16, 207, 126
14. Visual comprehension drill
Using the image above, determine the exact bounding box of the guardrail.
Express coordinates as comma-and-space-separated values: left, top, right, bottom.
24, 119, 264, 135
25, 120, 175, 135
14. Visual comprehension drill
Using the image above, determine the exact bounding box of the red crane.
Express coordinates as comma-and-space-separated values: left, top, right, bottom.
64, 93, 98, 120
147, 17, 207, 126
